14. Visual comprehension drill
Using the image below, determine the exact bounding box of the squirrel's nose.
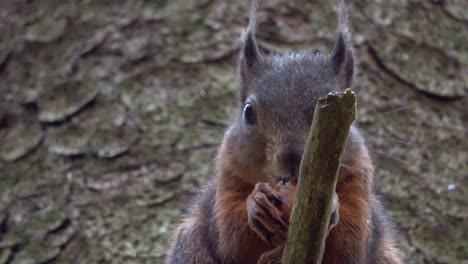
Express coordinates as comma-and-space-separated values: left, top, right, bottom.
279, 147, 302, 179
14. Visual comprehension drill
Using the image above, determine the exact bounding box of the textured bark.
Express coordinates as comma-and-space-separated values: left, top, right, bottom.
282, 90, 356, 264
0, 1, 467, 263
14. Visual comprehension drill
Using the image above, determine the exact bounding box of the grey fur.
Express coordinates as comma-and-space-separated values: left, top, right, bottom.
235, 0, 357, 180
164, 2, 399, 264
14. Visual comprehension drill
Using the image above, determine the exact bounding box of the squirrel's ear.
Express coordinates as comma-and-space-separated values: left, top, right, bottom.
239, 0, 262, 102
331, 0, 354, 89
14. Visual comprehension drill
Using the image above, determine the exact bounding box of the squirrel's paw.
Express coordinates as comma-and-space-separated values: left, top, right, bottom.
257, 243, 284, 264
329, 192, 340, 232
247, 182, 287, 246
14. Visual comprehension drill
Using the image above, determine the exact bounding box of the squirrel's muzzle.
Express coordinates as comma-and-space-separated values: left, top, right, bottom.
278, 145, 302, 181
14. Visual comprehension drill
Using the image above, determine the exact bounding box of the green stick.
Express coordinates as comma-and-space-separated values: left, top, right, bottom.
281, 89, 356, 264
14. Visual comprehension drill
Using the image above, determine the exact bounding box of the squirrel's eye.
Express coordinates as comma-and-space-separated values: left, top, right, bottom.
243, 103, 256, 125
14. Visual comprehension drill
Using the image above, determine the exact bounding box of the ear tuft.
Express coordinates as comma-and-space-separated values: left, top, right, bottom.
241, 29, 261, 69
331, 0, 355, 89
239, 0, 262, 102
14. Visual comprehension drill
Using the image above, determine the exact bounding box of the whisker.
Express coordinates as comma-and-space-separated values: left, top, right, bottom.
380, 105, 416, 116
363, 132, 419, 147
380, 137, 418, 147
375, 150, 413, 167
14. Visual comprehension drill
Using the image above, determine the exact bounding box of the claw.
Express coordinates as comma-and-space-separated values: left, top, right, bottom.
275, 217, 288, 235
247, 182, 290, 245
269, 193, 284, 207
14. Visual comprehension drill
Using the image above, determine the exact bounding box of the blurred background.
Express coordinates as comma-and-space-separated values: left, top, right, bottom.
0, 0, 467, 263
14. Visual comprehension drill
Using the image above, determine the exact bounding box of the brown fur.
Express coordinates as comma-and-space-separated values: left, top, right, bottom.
166, 130, 401, 264
322, 143, 373, 264
166, 1, 402, 263
375, 238, 403, 264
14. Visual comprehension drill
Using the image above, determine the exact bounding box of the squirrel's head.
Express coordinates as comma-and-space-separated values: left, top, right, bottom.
218, 1, 361, 186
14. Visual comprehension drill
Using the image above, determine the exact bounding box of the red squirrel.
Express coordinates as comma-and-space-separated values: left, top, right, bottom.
166, 1, 402, 263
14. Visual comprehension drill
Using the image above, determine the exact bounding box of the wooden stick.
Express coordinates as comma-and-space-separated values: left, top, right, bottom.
281, 89, 356, 264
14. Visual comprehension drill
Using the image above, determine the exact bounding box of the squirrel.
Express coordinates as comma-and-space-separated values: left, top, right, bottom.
166, 1, 402, 263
